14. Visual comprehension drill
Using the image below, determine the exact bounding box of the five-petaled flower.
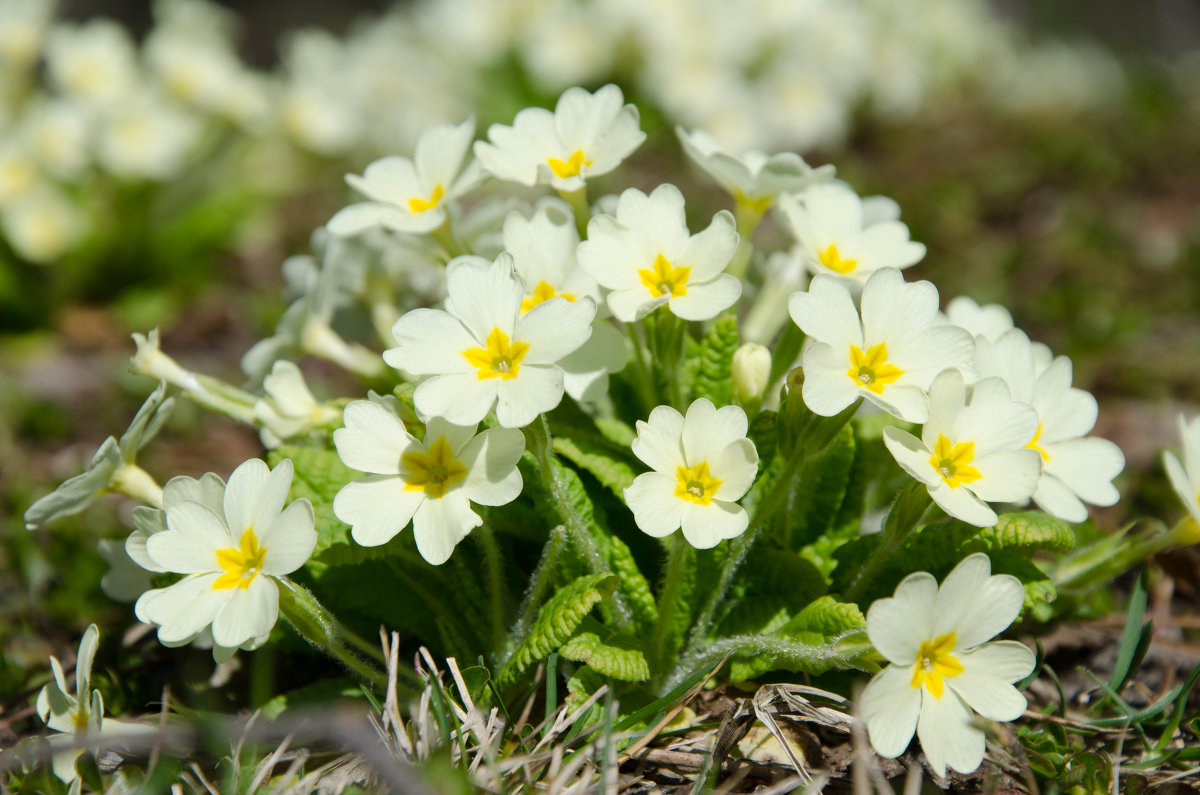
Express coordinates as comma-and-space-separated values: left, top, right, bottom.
133, 458, 317, 660
861, 553, 1035, 778
385, 253, 596, 428
788, 268, 974, 423
1165, 414, 1200, 533
624, 399, 758, 548
474, 84, 645, 192
577, 183, 741, 322
883, 369, 1042, 527
333, 399, 524, 564
328, 117, 481, 236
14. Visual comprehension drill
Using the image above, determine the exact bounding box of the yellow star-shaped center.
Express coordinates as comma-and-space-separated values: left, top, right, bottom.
847, 343, 904, 394
910, 632, 964, 698
638, 253, 690, 299
521, 281, 576, 314
547, 149, 590, 179
402, 436, 468, 499
929, 435, 982, 489
408, 184, 445, 214
462, 327, 530, 380
674, 461, 722, 506
214, 528, 267, 590
819, 243, 858, 274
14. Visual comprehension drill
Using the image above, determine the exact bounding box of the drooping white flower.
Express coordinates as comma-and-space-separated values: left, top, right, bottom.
333, 400, 524, 564
861, 553, 1035, 778
883, 369, 1042, 527
624, 399, 759, 548
778, 182, 925, 285
133, 458, 316, 660
502, 200, 627, 402
788, 268, 974, 423
676, 126, 833, 211
385, 253, 596, 428
474, 84, 646, 192
35, 625, 150, 783
1165, 414, 1200, 529
974, 329, 1123, 522
254, 360, 343, 448
25, 383, 173, 529
577, 183, 740, 322
328, 117, 481, 236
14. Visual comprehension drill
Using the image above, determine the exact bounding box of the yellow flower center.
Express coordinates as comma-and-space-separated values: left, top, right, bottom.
71, 707, 91, 731
1025, 423, 1049, 462
674, 461, 722, 505
521, 281, 576, 313
733, 190, 773, 214
929, 435, 982, 488
402, 436, 468, 499
408, 184, 445, 214
214, 528, 267, 590
547, 149, 590, 179
819, 243, 858, 274
910, 632, 964, 699
638, 253, 690, 298
846, 343, 904, 394
462, 327, 530, 380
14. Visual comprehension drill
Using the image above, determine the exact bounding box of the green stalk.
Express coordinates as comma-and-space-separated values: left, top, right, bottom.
558, 186, 591, 238
650, 534, 691, 678
504, 525, 567, 663
525, 414, 633, 633
647, 312, 688, 411
725, 196, 769, 281
474, 523, 507, 654
842, 482, 934, 604
623, 322, 658, 415
276, 578, 415, 692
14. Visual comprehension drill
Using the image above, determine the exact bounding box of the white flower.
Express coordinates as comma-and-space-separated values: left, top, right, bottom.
0, 0, 53, 67
254, 360, 343, 447
943, 296, 1018, 344
788, 268, 974, 423
502, 200, 627, 402
20, 99, 91, 180
577, 183, 740, 322
1165, 414, 1200, 529
333, 400, 524, 564
474, 84, 646, 192
861, 553, 1035, 778
328, 117, 481, 236
0, 140, 38, 206
974, 329, 1123, 522
883, 369, 1042, 527
96, 93, 202, 181
44, 20, 140, 103
676, 126, 833, 210
1, 186, 89, 264
133, 458, 316, 660
35, 625, 150, 783
385, 253, 596, 428
778, 182, 925, 284
624, 399, 759, 549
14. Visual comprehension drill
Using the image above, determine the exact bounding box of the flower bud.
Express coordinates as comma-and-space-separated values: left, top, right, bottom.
732, 343, 771, 405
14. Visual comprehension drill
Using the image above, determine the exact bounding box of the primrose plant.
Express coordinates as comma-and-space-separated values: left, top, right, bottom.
28, 84, 1159, 781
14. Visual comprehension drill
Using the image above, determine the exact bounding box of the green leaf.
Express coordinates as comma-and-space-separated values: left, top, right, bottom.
785, 423, 856, 549
718, 544, 827, 636
501, 573, 619, 684
559, 619, 651, 682
1109, 569, 1150, 694
728, 596, 868, 681
269, 444, 356, 505
691, 313, 739, 406
608, 534, 658, 634
553, 434, 637, 499
977, 511, 1076, 553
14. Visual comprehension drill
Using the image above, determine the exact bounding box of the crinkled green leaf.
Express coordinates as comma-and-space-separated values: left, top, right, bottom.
785, 423, 856, 549
691, 313, 739, 407
559, 619, 650, 682
719, 545, 827, 636
501, 573, 619, 684
728, 596, 868, 681
553, 435, 636, 499
609, 534, 658, 634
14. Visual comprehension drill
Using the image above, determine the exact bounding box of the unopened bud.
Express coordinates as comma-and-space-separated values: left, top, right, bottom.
732, 343, 771, 405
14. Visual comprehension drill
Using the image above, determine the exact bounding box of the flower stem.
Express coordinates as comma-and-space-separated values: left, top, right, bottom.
276, 578, 416, 692
647, 312, 688, 411
725, 197, 768, 281
651, 534, 690, 679
430, 217, 465, 259
525, 414, 633, 634
505, 525, 567, 664
474, 523, 507, 654
842, 482, 933, 604
558, 186, 591, 238
623, 322, 658, 415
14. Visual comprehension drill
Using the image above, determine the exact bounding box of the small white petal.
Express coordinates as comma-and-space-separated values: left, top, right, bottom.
916, 688, 985, 777
335, 476, 425, 547
210, 577, 278, 649
494, 364, 564, 428
667, 274, 741, 321
624, 472, 684, 537
412, 491, 480, 565
631, 406, 686, 473
679, 500, 746, 548
861, 664, 922, 758
867, 571, 938, 663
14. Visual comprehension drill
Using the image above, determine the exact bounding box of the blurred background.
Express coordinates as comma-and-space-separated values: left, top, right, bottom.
1, 0, 1198, 715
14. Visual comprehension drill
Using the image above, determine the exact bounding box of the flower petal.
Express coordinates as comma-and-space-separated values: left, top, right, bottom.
458, 427, 525, 506
334, 476, 424, 547
624, 472, 684, 537
210, 577, 278, 649
916, 688, 985, 777
861, 663, 922, 758
412, 491, 480, 565
679, 500, 747, 548
867, 571, 937, 663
